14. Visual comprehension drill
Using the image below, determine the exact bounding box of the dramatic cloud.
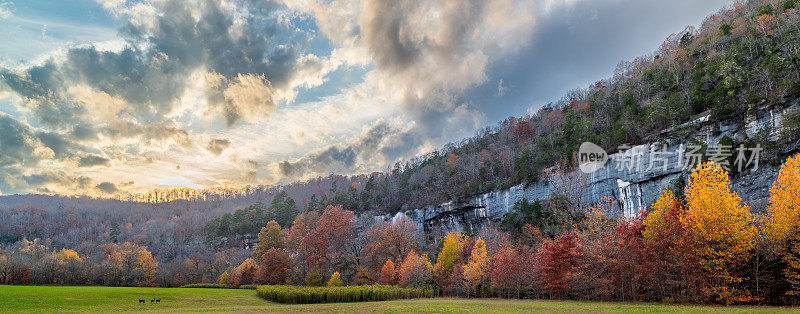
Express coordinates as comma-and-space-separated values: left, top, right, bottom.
1, 0, 301, 130
0, 0, 735, 194
205, 72, 276, 126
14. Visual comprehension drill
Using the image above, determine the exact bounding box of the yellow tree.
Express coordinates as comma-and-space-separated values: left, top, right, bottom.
643, 188, 680, 240
681, 162, 756, 304
434, 232, 469, 282
462, 237, 489, 296
50, 248, 83, 285
101, 242, 158, 287
327, 271, 342, 287
763, 154, 800, 295
765, 154, 800, 241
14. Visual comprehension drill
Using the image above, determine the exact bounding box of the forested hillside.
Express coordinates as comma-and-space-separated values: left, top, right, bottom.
2, 0, 800, 296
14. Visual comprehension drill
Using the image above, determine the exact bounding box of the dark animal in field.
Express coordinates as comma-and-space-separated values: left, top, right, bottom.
156, 299, 161, 303
151, 299, 155, 303
138, 299, 145, 304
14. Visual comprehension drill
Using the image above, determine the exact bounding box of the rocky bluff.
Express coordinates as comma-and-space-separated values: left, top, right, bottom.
380, 99, 800, 236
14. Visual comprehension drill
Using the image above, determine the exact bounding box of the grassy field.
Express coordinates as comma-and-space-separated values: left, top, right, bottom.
1, 285, 799, 313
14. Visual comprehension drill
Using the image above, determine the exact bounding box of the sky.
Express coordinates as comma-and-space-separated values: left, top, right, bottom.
0, 0, 733, 196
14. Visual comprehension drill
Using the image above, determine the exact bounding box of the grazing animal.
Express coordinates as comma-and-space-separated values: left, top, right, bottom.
138, 299, 145, 304
156, 299, 161, 304
151, 299, 155, 304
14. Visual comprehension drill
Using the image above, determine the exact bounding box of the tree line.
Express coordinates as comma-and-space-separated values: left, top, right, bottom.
213, 155, 800, 305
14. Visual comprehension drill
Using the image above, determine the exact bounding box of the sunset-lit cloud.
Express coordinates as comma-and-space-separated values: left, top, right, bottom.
0, 0, 733, 195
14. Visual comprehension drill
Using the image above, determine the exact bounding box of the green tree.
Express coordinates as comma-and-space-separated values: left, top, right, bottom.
271, 191, 299, 228
109, 222, 120, 243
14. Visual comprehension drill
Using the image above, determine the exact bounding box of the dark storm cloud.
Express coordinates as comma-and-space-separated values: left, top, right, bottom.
78, 154, 111, 167
96, 181, 118, 194
206, 138, 231, 156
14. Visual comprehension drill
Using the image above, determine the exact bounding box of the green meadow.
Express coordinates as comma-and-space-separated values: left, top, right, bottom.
1, 285, 798, 313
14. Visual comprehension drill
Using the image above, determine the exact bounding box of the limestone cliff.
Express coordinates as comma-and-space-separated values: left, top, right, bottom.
383, 99, 800, 235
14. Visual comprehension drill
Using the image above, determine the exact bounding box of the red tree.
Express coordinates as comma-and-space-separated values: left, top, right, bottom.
255, 248, 292, 285
536, 232, 581, 298
491, 246, 535, 298
287, 205, 355, 273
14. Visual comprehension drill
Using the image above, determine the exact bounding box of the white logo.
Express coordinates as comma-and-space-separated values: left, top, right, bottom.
578, 142, 608, 173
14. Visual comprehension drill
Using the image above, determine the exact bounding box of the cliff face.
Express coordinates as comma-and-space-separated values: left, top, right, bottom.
386, 99, 800, 236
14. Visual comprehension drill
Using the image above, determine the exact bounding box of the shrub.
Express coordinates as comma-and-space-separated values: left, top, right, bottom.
180, 283, 228, 288
256, 285, 434, 304
239, 284, 258, 290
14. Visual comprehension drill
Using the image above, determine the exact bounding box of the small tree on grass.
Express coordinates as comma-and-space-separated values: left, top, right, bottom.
216, 270, 229, 286
228, 258, 257, 288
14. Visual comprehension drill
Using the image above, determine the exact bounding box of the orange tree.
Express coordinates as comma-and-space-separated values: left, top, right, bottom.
681, 162, 756, 304
399, 250, 433, 288
379, 259, 398, 285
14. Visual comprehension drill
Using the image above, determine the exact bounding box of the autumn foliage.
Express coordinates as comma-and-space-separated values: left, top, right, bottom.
682, 162, 756, 304
398, 250, 433, 288
255, 248, 291, 285
5, 152, 800, 306
463, 237, 490, 296
379, 259, 398, 285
